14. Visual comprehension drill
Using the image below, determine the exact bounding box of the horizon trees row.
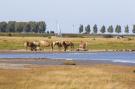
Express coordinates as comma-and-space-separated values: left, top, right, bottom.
79, 24, 135, 34
0, 21, 46, 33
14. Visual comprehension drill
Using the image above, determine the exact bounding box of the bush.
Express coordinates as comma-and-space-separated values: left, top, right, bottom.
127, 38, 132, 41
64, 61, 76, 65
103, 35, 113, 38
48, 36, 52, 39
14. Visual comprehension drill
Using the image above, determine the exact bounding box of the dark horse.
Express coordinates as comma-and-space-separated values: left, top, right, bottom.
53, 41, 74, 51
62, 41, 74, 51
24, 41, 40, 51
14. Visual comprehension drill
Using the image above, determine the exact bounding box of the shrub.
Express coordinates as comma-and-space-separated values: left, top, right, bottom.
103, 35, 113, 38
48, 36, 52, 39
127, 38, 132, 41
64, 61, 76, 65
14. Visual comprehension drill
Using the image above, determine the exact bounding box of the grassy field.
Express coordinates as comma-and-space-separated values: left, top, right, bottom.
0, 36, 135, 50
0, 65, 135, 89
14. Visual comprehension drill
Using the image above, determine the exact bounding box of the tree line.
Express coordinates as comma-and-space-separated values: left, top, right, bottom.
79, 24, 135, 34
0, 21, 46, 33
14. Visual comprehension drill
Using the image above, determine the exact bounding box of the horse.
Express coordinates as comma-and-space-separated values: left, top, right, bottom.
77, 41, 88, 51
38, 40, 53, 51
24, 41, 40, 51
52, 41, 63, 51
52, 41, 74, 52
62, 41, 74, 51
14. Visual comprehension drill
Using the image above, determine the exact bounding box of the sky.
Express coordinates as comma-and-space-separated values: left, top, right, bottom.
0, 0, 135, 33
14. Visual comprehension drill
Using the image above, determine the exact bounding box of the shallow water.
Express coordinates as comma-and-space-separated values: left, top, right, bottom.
0, 52, 135, 63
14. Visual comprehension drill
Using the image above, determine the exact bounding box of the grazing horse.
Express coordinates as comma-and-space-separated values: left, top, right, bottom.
62, 41, 74, 51
38, 40, 53, 51
52, 41, 63, 51
77, 41, 88, 51
52, 41, 74, 52
24, 41, 39, 51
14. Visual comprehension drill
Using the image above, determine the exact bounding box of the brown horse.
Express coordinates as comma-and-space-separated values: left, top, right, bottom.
24, 41, 40, 51
52, 41, 63, 51
52, 41, 74, 52
77, 41, 88, 51
62, 41, 74, 51
38, 40, 53, 51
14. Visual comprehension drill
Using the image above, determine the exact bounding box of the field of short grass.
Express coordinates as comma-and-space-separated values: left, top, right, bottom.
0, 36, 135, 50
0, 65, 135, 89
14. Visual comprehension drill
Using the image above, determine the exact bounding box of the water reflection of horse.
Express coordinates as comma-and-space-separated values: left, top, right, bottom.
53, 41, 74, 51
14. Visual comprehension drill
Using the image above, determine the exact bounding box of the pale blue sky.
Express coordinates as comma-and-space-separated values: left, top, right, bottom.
0, 0, 135, 33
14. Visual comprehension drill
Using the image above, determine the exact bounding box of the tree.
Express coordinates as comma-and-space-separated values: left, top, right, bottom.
79, 25, 83, 33
15, 22, 25, 32
46, 31, 49, 34
23, 23, 31, 32
29, 21, 37, 33
115, 25, 121, 34
100, 25, 106, 33
107, 25, 113, 33
7, 21, 16, 32
0, 22, 7, 32
132, 25, 135, 33
93, 24, 98, 34
125, 25, 129, 34
85, 25, 90, 34
50, 31, 55, 34
37, 21, 46, 33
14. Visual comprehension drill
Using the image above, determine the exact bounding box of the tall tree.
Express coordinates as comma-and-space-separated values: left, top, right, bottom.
107, 25, 113, 33
79, 24, 83, 33
125, 25, 129, 34
29, 21, 37, 33
115, 25, 121, 34
23, 22, 31, 32
93, 24, 98, 34
0, 22, 7, 32
100, 25, 106, 33
37, 21, 46, 33
132, 25, 135, 33
85, 25, 90, 34
7, 21, 16, 32
15, 22, 25, 32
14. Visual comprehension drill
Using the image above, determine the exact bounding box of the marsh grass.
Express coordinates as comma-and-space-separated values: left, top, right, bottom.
0, 65, 135, 89
0, 36, 135, 50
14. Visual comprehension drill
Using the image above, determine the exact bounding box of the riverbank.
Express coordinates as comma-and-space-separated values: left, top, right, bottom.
0, 49, 135, 54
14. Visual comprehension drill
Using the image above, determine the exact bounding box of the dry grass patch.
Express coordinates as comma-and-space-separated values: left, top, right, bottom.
0, 65, 135, 89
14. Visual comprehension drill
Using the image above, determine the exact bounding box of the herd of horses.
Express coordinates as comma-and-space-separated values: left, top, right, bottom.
24, 40, 87, 52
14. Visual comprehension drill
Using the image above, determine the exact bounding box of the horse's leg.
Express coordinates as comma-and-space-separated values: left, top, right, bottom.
51, 43, 54, 52
64, 46, 67, 52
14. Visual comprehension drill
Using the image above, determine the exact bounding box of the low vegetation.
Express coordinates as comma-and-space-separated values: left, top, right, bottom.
0, 65, 135, 89
0, 36, 135, 51
63, 60, 76, 65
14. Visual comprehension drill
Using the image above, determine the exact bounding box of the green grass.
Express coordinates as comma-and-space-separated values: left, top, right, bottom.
0, 36, 135, 50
